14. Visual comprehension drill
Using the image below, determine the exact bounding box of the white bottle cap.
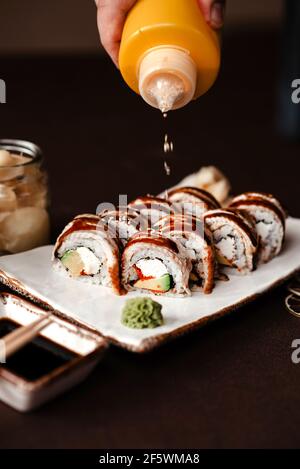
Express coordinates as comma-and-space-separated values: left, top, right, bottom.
138, 47, 197, 112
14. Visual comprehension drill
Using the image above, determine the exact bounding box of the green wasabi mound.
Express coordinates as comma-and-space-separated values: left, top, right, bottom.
121, 297, 164, 329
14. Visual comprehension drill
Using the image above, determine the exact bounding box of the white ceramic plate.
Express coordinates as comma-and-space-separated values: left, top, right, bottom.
0, 218, 300, 352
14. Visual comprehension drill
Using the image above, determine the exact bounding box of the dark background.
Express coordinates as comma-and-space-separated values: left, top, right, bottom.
1, 0, 300, 449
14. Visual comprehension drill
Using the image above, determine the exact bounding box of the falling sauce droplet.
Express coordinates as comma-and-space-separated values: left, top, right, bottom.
164, 161, 171, 176
163, 133, 174, 176
162, 112, 174, 177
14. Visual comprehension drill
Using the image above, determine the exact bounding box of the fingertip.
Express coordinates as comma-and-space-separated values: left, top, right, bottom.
210, 1, 225, 29
113, 57, 120, 69
197, 0, 212, 22
109, 45, 121, 69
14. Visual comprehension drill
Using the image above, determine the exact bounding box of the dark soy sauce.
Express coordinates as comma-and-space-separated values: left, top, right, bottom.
0, 319, 78, 382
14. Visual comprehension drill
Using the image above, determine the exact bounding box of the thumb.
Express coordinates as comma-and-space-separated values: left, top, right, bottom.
197, 0, 225, 29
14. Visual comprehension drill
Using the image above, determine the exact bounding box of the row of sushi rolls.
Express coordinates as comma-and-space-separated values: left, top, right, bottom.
53, 166, 287, 297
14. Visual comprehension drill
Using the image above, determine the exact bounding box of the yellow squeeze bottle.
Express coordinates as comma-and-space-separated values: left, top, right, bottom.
119, 0, 221, 112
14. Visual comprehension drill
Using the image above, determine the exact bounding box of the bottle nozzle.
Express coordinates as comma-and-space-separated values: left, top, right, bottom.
146, 73, 185, 113
138, 47, 197, 112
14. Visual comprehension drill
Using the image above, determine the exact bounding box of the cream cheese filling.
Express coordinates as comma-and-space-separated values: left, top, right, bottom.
136, 259, 168, 278
76, 247, 100, 275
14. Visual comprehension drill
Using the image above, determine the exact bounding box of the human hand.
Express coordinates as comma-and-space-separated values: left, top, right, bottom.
96, 0, 225, 67
198, 0, 225, 30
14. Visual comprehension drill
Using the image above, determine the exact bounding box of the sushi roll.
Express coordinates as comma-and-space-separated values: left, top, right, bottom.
167, 186, 221, 219
98, 206, 146, 246
53, 214, 122, 294
229, 192, 286, 263
155, 214, 215, 294
122, 230, 191, 296
204, 209, 258, 274
128, 195, 178, 229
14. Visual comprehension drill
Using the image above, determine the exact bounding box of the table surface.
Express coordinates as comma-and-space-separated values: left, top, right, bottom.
1, 29, 300, 449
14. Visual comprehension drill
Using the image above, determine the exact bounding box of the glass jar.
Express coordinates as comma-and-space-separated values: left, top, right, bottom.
0, 139, 50, 254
